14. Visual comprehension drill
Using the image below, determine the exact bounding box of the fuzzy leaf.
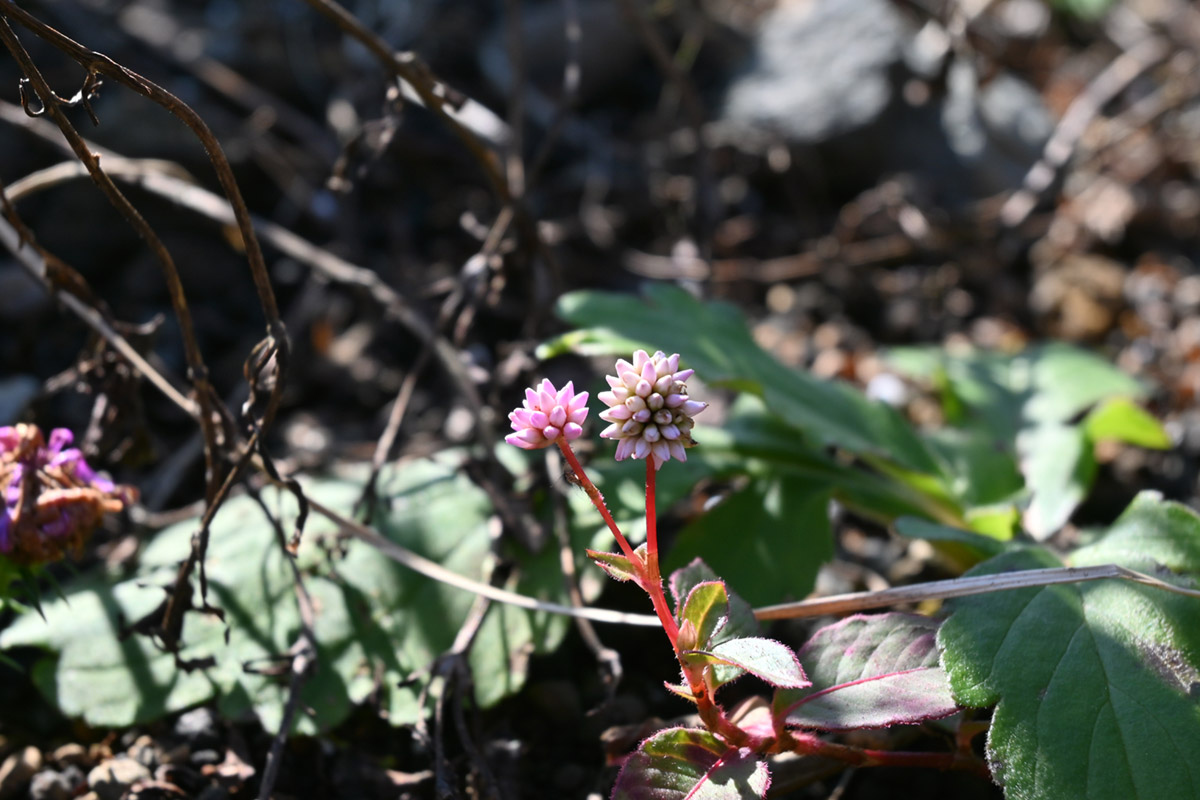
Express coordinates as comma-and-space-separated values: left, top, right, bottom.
671, 559, 721, 612
612, 727, 770, 800
775, 613, 958, 731
554, 285, 941, 475
685, 637, 809, 689
670, 560, 758, 644
680, 582, 730, 650
938, 492, 1200, 800
587, 548, 640, 582
1, 458, 565, 732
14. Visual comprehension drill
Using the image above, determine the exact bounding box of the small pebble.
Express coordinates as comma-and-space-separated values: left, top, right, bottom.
173, 709, 220, 750
28, 770, 72, 800
88, 756, 151, 800
50, 744, 88, 767
0, 746, 42, 800
127, 736, 160, 769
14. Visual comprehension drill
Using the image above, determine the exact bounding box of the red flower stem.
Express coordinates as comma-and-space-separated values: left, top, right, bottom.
557, 442, 680, 646
784, 731, 991, 779
643, 460, 679, 646
557, 440, 638, 564
645, 459, 658, 561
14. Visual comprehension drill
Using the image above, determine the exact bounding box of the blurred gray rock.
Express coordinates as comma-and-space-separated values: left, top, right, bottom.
29, 769, 73, 800
720, 0, 1053, 205
723, 0, 908, 142
941, 58, 1054, 198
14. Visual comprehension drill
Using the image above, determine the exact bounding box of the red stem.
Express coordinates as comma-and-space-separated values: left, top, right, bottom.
643, 460, 679, 645
645, 459, 658, 561
557, 440, 638, 564
783, 731, 991, 779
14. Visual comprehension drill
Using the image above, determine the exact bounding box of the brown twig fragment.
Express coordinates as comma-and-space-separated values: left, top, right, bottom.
0, 12, 225, 502
1000, 35, 1171, 227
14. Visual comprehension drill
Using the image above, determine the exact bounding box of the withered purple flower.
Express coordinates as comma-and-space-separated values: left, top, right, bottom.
597, 350, 707, 469
0, 424, 134, 566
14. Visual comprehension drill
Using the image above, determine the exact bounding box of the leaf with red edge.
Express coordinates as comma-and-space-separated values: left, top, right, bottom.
685, 637, 810, 689
670, 559, 758, 642
670, 559, 721, 612
774, 613, 959, 731
587, 548, 640, 582
680, 581, 729, 649
612, 727, 770, 800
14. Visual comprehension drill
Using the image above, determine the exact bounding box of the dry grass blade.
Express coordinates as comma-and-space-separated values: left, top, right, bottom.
754, 564, 1200, 621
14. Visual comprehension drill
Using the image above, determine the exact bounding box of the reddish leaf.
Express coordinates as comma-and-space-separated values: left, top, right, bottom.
680, 581, 729, 649
587, 547, 643, 583
774, 613, 959, 731
685, 637, 809, 689
613, 727, 770, 800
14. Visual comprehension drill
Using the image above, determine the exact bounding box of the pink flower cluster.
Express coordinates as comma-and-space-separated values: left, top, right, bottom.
505, 379, 589, 450
597, 350, 707, 469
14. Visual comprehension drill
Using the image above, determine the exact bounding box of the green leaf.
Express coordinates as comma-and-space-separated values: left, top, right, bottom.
923, 427, 1023, 509
555, 285, 940, 474
894, 517, 1010, 560
669, 560, 758, 645
774, 613, 958, 731
712, 395, 953, 524
666, 474, 834, 607
1024, 344, 1145, 424
613, 727, 770, 800
1070, 491, 1200, 577
680, 581, 730, 650
938, 492, 1200, 800
1084, 397, 1171, 449
586, 548, 640, 582
1019, 423, 1096, 540
887, 343, 1147, 436
889, 343, 1159, 541
1, 458, 565, 732
684, 637, 809, 689
670, 558, 722, 613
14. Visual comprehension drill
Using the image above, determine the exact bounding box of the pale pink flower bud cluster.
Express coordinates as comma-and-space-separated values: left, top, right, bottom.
505, 379, 589, 450
597, 350, 707, 469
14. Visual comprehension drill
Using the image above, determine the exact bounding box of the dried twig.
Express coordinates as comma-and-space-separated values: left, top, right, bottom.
253, 493, 318, 800
1000, 35, 1171, 227
297, 0, 510, 202
754, 564, 1200, 621
429, 593, 501, 800
0, 13, 225, 502
0, 213, 197, 416
0, 141, 490, 444
307, 492, 659, 626
0, 4, 295, 662
544, 446, 622, 694
612, 0, 716, 259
